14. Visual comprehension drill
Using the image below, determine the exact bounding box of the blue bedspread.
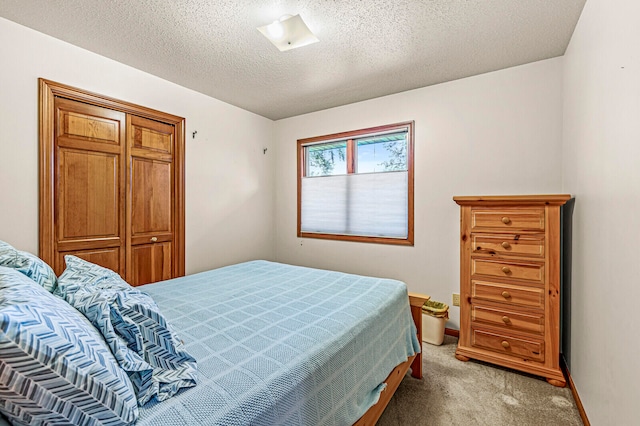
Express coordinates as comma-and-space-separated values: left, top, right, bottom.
136, 261, 420, 425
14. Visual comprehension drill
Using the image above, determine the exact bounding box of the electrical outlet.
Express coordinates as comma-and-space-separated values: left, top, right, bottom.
452, 293, 461, 307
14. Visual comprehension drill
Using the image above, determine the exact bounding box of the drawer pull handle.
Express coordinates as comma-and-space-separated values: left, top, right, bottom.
502, 316, 511, 324
501, 340, 510, 349
501, 291, 511, 299
150, 236, 158, 242
501, 241, 511, 249
501, 216, 511, 224
501, 267, 511, 274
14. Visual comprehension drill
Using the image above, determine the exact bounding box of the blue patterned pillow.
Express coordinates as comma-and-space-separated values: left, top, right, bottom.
0, 240, 57, 292
0, 266, 138, 425
56, 256, 198, 406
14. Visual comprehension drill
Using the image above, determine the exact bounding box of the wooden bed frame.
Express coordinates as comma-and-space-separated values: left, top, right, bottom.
354, 292, 429, 425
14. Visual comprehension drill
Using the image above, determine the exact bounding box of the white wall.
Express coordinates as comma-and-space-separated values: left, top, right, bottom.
562, 0, 640, 423
0, 17, 275, 274
274, 58, 564, 328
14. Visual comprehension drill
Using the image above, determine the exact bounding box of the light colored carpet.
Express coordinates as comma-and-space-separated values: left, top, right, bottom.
377, 335, 582, 426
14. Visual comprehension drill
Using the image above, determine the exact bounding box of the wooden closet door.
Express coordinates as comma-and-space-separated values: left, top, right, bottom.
52, 98, 126, 275
41, 79, 185, 284
127, 115, 175, 286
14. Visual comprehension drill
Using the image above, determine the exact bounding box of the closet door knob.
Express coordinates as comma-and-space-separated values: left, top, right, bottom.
501, 291, 511, 299
502, 316, 511, 324
501, 267, 511, 274
501, 340, 510, 349
150, 236, 158, 242
501, 216, 511, 224
501, 242, 511, 249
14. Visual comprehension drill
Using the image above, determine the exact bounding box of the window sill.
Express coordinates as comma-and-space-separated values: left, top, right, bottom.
298, 232, 414, 246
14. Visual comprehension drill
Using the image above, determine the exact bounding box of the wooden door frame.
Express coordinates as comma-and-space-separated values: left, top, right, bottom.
39, 78, 186, 277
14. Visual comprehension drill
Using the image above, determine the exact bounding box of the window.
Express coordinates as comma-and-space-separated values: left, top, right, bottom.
297, 121, 414, 245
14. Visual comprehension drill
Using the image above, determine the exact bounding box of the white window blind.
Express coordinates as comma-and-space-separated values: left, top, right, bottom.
301, 171, 408, 238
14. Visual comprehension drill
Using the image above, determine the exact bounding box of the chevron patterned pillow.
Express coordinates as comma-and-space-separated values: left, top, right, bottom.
56, 256, 198, 406
0, 266, 139, 425
0, 240, 57, 292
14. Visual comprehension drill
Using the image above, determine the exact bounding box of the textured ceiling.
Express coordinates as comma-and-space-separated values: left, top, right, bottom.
0, 0, 586, 120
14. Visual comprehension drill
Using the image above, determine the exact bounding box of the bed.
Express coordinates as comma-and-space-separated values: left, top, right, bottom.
136, 261, 425, 425
0, 252, 427, 425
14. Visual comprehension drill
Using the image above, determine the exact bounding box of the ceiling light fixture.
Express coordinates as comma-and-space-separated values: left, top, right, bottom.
258, 14, 319, 52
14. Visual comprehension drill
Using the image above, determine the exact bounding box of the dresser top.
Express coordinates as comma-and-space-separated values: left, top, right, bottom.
453, 194, 571, 206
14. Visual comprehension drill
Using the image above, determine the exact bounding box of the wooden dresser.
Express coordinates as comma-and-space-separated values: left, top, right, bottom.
453, 195, 571, 387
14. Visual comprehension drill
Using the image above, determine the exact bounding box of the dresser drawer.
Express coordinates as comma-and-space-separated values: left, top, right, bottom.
472, 305, 544, 334
472, 258, 544, 283
472, 280, 545, 309
472, 234, 544, 258
471, 209, 544, 231
472, 328, 544, 362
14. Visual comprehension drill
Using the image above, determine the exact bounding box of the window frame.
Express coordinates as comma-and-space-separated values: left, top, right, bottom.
297, 121, 414, 245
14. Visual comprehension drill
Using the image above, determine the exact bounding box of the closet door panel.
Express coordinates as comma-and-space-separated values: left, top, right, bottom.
57, 106, 121, 145
130, 158, 172, 235
56, 247, 122, 277
130, 242, 172, 286
132, 119, 173, 154
57, 149, 119, 240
